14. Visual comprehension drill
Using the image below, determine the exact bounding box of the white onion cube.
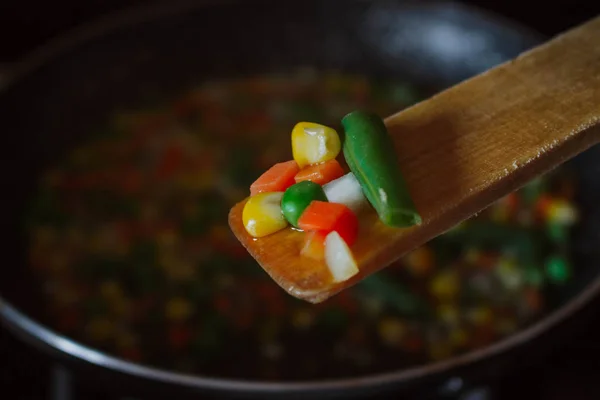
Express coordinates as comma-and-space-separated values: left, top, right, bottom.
325, 231, 359, 282
323, 172, 368, 213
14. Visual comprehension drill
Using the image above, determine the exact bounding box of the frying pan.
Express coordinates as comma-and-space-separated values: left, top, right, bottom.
1, 0, 600, 399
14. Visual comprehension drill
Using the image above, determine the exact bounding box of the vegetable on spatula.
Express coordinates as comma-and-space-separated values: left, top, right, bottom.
230, 16, 600, 303
342, 110, 421, 227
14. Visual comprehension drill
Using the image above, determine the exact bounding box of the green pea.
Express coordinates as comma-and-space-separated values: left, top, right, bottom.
281, 181, 327, 227
545, 255, 571, 284
341, 110, 421, 227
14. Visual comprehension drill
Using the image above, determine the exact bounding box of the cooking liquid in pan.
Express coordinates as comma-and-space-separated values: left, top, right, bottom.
25, 71, 579, 380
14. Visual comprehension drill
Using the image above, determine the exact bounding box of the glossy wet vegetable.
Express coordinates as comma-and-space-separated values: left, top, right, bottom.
250, 160, 299, 196
322, 172, 368, 213
243, 192, 289, 237
341, 111, 421, 227
294, 159, 345, 186
325, 231, 359, 282
297, 201, 359, 246
281, 181, 328, 228
291, 122, 341, 168
301, 231, 327, 260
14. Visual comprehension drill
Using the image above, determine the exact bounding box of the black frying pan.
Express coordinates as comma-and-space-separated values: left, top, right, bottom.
1, 1, 600, 399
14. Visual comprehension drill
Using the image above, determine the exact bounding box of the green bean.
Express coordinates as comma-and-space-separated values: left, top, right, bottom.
341, 110, 421, 227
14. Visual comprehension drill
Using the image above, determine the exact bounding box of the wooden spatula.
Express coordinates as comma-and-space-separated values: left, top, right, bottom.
229, 16, 600, 303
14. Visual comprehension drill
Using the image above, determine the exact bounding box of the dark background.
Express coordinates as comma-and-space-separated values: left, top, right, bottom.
0, 0, 599, 64
1, 1, 599, 399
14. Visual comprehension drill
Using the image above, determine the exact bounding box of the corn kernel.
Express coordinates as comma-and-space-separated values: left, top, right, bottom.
242, 192, 288, 237
291, 122, 341, 168
547, 199, 578, 225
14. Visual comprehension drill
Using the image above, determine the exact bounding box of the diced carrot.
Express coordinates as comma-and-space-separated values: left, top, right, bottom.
297, 201, 358, 246
294, 159, 345, 185
301, 231, 327, 260
250, 160, 299, 196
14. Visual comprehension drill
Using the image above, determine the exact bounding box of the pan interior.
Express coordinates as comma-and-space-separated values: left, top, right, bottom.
2, 0, 598, 386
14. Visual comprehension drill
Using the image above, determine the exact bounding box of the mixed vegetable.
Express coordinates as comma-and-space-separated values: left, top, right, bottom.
26, 71, 579, 381
242, 110, 421, 283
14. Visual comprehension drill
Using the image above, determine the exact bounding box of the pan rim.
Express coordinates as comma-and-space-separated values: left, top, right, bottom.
1, 0, 582, 395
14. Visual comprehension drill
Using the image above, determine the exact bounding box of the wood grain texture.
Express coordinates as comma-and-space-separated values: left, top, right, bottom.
229, 16, 600, 303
